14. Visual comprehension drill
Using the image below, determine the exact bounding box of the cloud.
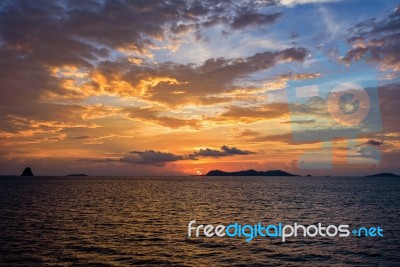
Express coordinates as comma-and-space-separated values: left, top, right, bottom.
248, 128, 360, 144
231, 12, 282, 29
90, 47, 308, 106
0, 104, 118, 140
188, 145, 255, 158
0, 0, 290, 103
0, 0, 309, 140
281, 119, 316, 124
83, 145, 255, 167
239, 129, 262, 138
217, 103, 289, 122
123, 107, 201, 129
365, 140, 384, 146
70, 135, 91, 140
319, 6, 342, 39
23, 46, 308, 108
121, 150, 184, 167
1, 0, 397, 176
345, 6, 400, 76
0, 0, 281, 59
347, 146, 381, 162
278, 0, 343, 7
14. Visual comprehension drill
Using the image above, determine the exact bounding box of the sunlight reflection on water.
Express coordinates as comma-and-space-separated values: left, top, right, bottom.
0, 176, 399, 266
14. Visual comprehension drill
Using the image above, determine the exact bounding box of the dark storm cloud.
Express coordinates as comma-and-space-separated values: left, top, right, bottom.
188, 145, 255, 158
82, 145, 255, 166
80, 150, 184, 167
122, 150, 184, 166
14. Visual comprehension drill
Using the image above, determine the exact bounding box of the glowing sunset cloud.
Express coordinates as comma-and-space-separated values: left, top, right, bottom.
0, 0, 399, 176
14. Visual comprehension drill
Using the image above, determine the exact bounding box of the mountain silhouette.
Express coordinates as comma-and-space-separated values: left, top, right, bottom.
206, 169, 299, 176
21, 167, 34, 176
365, 172, 399, 177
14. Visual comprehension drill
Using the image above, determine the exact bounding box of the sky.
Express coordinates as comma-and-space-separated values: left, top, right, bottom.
0, 0, 399, 176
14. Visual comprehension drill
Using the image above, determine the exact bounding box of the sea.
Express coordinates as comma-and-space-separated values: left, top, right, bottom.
0, 176, 399, 266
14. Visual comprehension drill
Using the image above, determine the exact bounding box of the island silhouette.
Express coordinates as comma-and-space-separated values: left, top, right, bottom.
16, 167, 88, 177
20, 167, 34, 176
365, 173, 400, 177
206, 169, 400, 177
10, 167, 400, 178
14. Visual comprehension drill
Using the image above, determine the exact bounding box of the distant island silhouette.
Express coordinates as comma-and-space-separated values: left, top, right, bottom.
18, 168, 89, 177
8, 167, 399, 178
206, 169, 299, 176
365, 173, 399, 177
20, 167, 34, 176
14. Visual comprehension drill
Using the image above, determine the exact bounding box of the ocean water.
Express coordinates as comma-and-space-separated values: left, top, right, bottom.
0, 176, 399, 266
